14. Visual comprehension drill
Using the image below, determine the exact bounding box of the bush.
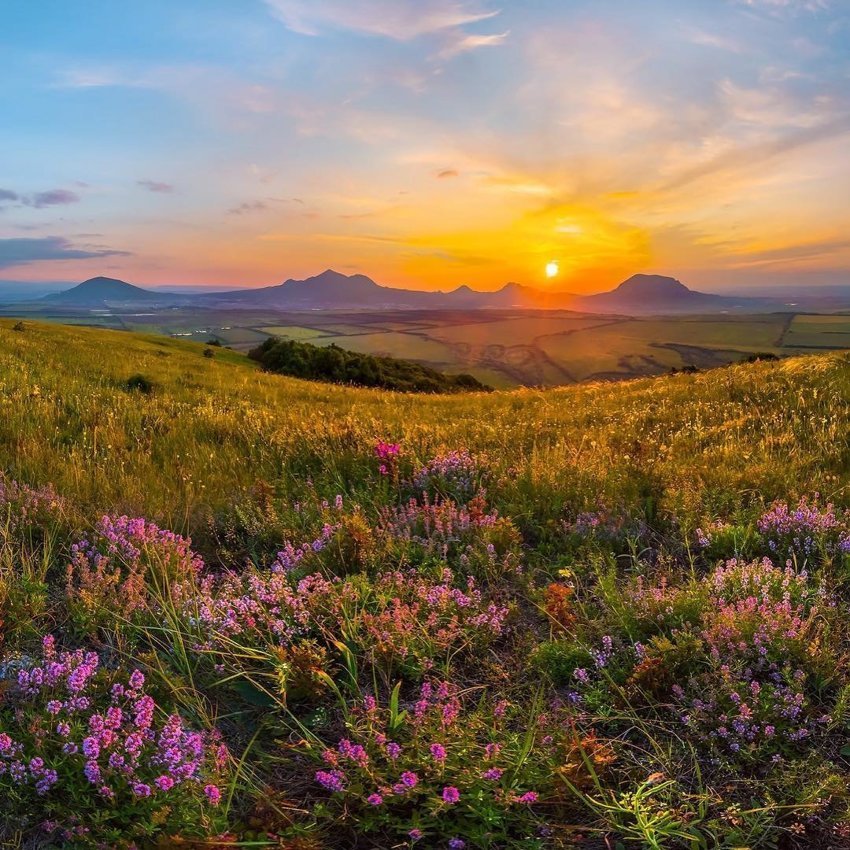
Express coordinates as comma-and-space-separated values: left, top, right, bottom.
248, 337, 490, 393
124, 373, 154, 394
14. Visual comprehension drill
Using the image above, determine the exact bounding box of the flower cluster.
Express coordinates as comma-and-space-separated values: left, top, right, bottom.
379, 493, 502, 558
757, 496, 850, 562
310, 682, 600, 846
181, 564, 508, 684
269, 522, 338, 573
0, 636, 226, 845
673, 665, 829, 765
411, 450, 481, 503
0, 476, 65, 536
374, 440, 401, 476
65, 515, 203, 630
701, 558, 827, 668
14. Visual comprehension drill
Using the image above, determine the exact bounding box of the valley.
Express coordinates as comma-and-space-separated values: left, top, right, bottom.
2, 299, 839, 387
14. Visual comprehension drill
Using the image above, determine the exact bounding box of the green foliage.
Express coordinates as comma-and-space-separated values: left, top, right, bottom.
249, 336, 490, 393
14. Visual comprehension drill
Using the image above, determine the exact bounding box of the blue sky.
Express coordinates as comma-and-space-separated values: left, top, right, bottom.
1, 0, 849, 292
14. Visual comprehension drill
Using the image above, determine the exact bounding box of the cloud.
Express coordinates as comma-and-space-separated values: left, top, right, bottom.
734, 0, 832, 16
0, 188, 82, 210
0, 237, 130, 270
436, 169, 459, 178
137, 179, 174, 193
27, 189, 80, 208
437, 29, 509, 58
228, 200, 269, 215
263, 0, 499, 40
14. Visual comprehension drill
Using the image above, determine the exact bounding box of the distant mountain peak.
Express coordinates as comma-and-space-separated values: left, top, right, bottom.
43, 275, 173, 305
613, 274, 691, 296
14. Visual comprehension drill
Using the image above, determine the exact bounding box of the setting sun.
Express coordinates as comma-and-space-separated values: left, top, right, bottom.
545, 261, 559, 279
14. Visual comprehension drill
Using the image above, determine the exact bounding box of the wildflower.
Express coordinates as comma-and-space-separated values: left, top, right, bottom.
516, 791, 538, 804
315, 769, 347, 792
442, 786, 460, 804
367, 793, 384, 806
429, 743, 447, 762
204, 784, 222, 806
409, 828, 423, 841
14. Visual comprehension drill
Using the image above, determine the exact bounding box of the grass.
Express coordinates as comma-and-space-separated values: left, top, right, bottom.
5, 319, 850, 846
4, 318, 850, 528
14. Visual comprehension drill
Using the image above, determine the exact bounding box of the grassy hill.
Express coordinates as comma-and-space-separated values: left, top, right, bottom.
4, 319, 850, 846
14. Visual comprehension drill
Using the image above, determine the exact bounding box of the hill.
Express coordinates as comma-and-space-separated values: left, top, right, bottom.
578, 273, 763, 313
41, 275, 175, 306
2, 319, 850, 847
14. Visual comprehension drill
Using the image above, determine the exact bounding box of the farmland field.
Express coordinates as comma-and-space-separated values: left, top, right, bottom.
4, 304, 850, 386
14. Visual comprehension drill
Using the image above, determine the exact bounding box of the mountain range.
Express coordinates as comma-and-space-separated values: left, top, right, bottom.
38, 270, 772, 314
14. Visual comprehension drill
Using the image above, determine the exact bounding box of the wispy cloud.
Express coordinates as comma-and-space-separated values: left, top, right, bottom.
263, 0, 499, 40
228, 200, 269, 215
438, 30, 509, 58
137, 179, 174, 193
0, 237, 130, 270
0, 188, 81, 209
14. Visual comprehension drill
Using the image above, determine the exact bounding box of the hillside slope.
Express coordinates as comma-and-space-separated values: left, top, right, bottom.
1, 319, 847, 525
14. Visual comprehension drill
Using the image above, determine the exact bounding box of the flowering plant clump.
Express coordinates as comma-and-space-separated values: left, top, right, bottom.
374, 440, 401, 477
310, 682, 611, 846
411, 450, 482, 504
65, 515, 203, 631
672, 665, 830, 766
269, 521, 338, 573
181, 564, 509, 688
0, 476, 65, 538
565, 508, 627, 541
0, 636, 227, 846
352, 568, 509, 675
701, 558, 830, 669
379, 493, 521, 571
757, 496, 850, 562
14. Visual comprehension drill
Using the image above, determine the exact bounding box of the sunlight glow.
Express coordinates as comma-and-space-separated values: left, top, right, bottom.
545, 261, 559, 279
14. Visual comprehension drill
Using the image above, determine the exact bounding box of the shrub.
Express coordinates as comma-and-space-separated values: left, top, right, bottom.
124, 373, 154, 394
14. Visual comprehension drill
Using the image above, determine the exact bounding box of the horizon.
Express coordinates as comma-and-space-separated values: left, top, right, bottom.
2, 1, 850, 293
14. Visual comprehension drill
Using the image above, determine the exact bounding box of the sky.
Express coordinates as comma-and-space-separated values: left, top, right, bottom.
1, 0, 849, 294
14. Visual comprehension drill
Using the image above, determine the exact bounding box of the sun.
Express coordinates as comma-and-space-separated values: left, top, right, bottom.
545, 261, 559, 279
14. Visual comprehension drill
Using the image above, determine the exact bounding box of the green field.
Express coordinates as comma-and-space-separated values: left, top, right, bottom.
6, 305, 850, 388
4, 321, 850, 846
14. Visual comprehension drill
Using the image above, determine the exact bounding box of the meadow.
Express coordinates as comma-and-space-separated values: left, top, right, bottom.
4, 304, 843, 388
4, 318, 850, 847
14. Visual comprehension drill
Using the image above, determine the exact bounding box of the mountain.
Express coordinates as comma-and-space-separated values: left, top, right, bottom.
42, 276, 176, 307
200, 269, 581, 310
34, 270, 776, 314
578, 274, 763, 313
201, 269, 451, 309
